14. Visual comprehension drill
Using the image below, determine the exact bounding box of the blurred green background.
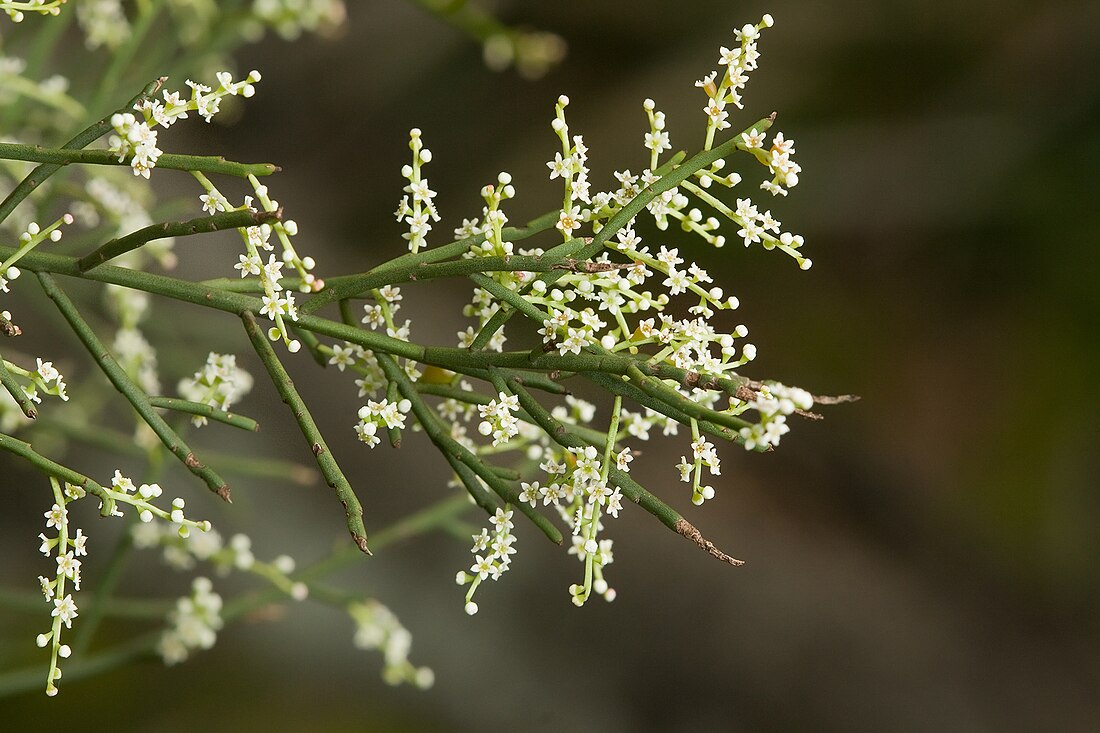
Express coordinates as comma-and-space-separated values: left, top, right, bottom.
2, 1, 1098, 730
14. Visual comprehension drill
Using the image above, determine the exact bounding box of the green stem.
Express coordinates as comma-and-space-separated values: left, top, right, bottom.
77, 208, 281, 272
0, 355, 37, 419
301, 210, 559, 315
241, 310, 370, 555
147, 396, 260, 432
36, 272, 231, 501
0, 247, 750, 398
0, 143, 280, 179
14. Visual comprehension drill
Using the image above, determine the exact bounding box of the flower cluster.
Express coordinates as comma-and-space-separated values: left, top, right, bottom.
33, 471, 211, 695
107, 285, 161, 396
215, 172, 317, 351
158, 577, 224, 665
131, 524, 311, 665
177, 352, 254, 428
477, 392, 520, 446
34, 478, 84, 697
734, 382, 813, 451
249, 0, 346, 40
455, 507, 518, 615
678, 432, 722, 506
355, 397, 411, 449
108, 71, 261, 179
349, 600, 434, 689
394, 128, 440, 254
75, 0, 128, 50
548, 95, 592, 239
3, 355, 69, 410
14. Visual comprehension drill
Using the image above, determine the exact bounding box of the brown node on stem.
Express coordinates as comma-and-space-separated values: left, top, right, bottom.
675, 518, 744, 566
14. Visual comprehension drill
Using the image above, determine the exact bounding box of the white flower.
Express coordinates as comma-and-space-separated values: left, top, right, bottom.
52, 594, 79, 629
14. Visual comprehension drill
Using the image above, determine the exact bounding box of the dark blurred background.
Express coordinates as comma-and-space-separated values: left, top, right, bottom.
3, 1, 1099, 730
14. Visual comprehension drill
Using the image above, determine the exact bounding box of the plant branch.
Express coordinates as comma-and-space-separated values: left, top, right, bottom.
0, 143, 281, 179
301, 210, 560, 314
77, 208, 281, 272
147, 396, 260, 432
0, 353, 37, 419
241, 310, 370, 555
36, 272, 232, 501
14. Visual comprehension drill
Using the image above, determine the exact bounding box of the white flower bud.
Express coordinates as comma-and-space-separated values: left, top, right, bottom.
420, 148, 433, 163
464, 601, 478, 615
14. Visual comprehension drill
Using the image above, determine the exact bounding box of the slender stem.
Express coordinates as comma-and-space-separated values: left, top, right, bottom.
301, 210, 560, 314
36, 272, 231, 501
77, 208, 281, 272
0, 355, 37, 419
0, 78, 164, 227
0, 143, 280, 179
318, 249, 622, 303
147, 396, 260, 432
241, 310, 370, 555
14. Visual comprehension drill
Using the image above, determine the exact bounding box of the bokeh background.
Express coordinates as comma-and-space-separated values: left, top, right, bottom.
3, 1, 1098, 730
